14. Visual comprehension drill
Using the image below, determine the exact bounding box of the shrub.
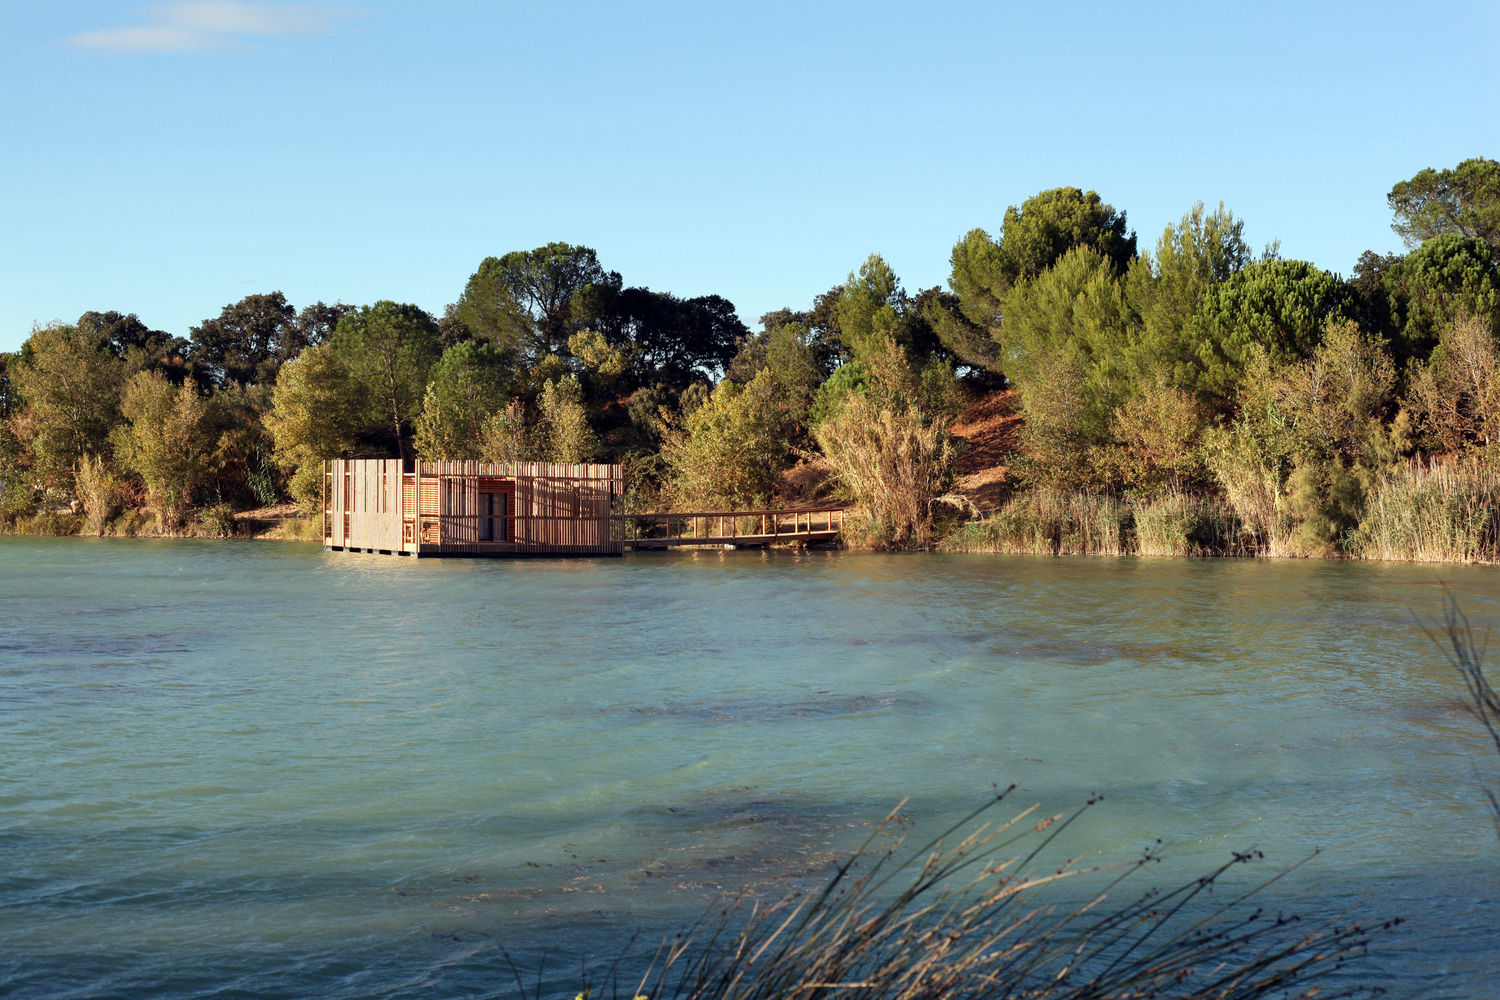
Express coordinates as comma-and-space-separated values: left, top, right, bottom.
816, 394, 957, 547
195, 500, 238, 538
664, 370, 793, 509
113, 371, 213, 531
74, 454, 124, 536
288, 460, 325, 515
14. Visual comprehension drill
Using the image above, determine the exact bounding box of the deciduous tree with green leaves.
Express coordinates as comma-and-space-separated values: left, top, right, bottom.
113, 371, 213, 529
414, 341, 515, 460
9, 322, 131, 489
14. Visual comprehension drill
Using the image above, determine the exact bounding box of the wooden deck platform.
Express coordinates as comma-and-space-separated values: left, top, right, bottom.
614, 507, 848, 549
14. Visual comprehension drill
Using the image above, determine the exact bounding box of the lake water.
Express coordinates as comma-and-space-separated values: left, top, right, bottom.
2, 537, 1497, 998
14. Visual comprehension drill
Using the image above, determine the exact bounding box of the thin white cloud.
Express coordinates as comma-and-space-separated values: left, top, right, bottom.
68, 2, 364, 53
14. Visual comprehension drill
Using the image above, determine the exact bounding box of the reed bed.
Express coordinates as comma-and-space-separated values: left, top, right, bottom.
520, 790, 1387, 1000
943, 491, 1246, 557
1133, 492, 1249, 557
1361, 458, 1500, 563
943, 490, 1129, 556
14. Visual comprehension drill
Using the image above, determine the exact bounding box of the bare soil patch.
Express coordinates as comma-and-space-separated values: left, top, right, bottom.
948, 390, 1025, 511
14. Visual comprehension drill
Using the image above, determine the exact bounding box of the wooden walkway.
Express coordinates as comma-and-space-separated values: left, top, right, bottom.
614, 506, 848, 549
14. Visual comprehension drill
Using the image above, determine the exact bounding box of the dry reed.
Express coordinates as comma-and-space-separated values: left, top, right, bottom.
519, 790, 1387, 1000
1361, 457, 1500, 563
1133, 492, 1249, 557
943, 491, 1247, 557
816, 398, 957, 548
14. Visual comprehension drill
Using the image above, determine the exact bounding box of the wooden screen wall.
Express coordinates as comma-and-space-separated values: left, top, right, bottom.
416, 460, 622, 555
325, 459, 623, 557
323, 459, 404, 551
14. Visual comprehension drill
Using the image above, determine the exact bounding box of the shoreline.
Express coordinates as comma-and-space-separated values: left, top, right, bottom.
5, 522, 1499, 567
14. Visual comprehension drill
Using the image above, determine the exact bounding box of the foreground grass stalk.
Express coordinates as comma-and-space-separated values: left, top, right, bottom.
510, 789, 1391, 1000
1426, 592, 1500, 838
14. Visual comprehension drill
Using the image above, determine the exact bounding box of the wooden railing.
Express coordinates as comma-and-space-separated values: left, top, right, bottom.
612, 506, 848, 545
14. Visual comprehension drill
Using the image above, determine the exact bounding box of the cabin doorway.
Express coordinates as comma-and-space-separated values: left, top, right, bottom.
479, 492, 508, 542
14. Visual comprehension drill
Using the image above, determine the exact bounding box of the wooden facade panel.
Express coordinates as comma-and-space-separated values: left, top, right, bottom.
324, 458, 622, 557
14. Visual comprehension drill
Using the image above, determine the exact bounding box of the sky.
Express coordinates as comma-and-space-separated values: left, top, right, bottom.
2, 0, 1497, 353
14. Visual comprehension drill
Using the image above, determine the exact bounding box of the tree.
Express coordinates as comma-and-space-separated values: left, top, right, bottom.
0, 352, 22, 419
189, 292, 300, 387
998, 186, 1137, 281
535, 375, 597, 463
836, 256, 950, 367
294, 302, 356, 351
203, 383, 276, 506
414, 341, 515, 460
1393, 235, 1500, 349
947, 186, 1136, 348
598, 288, 746, 384
919, 286, 1004, 376
1388, 157, 1500, 260
732, 289, 845, 385
331, 302, 442, 462
1406, 312, 1500, 453
838, 255, 904, 361
76, 310, 190, 381
267, 342, 367, 469
437, 302, 475, 350
663, 370, 794, 508
1349, 236, 1500, 370
1001, 247, 1134, 467
113, 371, 213, 529
458, 243, 617, 358
1349, 250, 1405, 359
1194, 258, 1356, 398
8, 322, 130, 488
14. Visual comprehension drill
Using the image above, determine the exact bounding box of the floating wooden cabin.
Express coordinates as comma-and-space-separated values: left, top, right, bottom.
323, 459, 624, 557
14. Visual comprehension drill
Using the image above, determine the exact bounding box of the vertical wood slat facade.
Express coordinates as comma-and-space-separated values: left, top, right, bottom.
323, 459, 623, 558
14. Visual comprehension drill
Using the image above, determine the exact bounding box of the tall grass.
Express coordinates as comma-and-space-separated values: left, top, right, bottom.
942, 490, 1129, 555
943, 491, 1246, 557
1427, 593, 1500, 839
817, 398, 958, 548
74, 455, 123, 537
1361, 457, 1500, 563
517, 790, 1387, 1000
1133, 492, 1249, 557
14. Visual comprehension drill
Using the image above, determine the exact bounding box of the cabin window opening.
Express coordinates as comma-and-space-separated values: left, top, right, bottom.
480, 492, 507, 542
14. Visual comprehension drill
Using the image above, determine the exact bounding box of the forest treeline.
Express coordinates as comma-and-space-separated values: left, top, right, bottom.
2, 157, 1498, 559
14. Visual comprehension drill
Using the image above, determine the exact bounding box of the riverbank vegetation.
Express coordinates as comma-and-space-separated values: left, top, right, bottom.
3, 158, 1498, 559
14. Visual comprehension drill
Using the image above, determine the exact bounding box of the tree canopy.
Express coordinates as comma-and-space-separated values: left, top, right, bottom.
948, 186, 1137, 347
458, 243, 617, 358
331, 301, 442, 461
1389, 156, 1500, 260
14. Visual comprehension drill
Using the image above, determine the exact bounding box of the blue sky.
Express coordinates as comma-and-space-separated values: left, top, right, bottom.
2, 1, 1497, 353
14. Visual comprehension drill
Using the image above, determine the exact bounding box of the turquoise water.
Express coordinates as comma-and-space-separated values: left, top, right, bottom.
1, 537, 1497, 998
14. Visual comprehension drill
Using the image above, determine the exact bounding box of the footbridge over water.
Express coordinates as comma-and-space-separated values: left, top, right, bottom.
614, 506, 849, 549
